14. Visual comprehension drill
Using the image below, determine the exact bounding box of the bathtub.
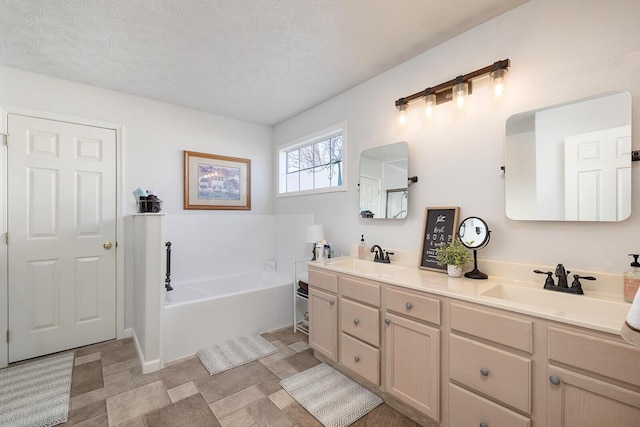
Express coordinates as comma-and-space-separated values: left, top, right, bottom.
163, 271, 293, 362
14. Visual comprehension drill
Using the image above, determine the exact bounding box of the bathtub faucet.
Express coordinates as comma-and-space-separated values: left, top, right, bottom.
165, 242, 174, 291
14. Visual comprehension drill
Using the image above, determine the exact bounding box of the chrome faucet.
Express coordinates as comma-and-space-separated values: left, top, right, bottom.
370, 245, 394, 263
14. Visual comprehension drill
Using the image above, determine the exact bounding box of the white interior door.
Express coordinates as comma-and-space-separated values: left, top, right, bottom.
7, 114, 117, 362
564, 125, 631, 221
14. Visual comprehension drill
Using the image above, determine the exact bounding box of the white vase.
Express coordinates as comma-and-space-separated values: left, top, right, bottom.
447, 265, 463, 277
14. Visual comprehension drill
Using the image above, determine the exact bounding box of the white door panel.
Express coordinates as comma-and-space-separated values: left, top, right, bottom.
8, 114, 116, 362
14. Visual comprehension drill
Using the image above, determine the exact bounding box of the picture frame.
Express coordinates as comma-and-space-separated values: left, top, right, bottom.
419, 206, 460, 272
183, 150, 251, 210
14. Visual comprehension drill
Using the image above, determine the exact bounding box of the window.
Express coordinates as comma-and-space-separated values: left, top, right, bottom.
277, 122, 346, 196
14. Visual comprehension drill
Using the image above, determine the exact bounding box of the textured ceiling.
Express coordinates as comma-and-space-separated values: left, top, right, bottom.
0, 0, 527, 125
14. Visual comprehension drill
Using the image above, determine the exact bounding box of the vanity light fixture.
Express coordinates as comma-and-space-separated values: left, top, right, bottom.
394, 59, 510, 123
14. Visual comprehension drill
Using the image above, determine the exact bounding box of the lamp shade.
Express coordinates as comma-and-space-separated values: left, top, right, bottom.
621, 290, 640, 347
305, 224, 324, 243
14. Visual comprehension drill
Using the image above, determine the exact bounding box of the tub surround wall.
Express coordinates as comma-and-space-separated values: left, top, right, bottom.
273, 0, 640, 278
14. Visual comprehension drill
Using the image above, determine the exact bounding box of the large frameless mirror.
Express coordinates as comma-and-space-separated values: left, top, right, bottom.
505, 91, 631, 221
359, 141, 409, 219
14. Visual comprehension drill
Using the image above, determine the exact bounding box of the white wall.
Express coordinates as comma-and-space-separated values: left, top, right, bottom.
273, 0, 640, 276
0, 65, 275, 331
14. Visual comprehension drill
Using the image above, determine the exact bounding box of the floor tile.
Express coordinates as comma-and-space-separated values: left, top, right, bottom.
71, 413, 109, 427
258, 340, 296, 366
114, 417, 145, 427
287, 341, 309, 353
245, 398, 295, 427
209, 384, 265, 420
351, 403, 422, 426
264, 349, 320, 380
218, 408, 256, 427
64, 400, 107, 426
281, 401, 323, 427
71, 377, 135, 411
261, 328, 307, 345
103, 367, 132, 387
101, 344, 138, 367
130, 364, 162, 387
102, 358, 140, 377
75, 339, 130, 358
105, 380, 171, 426
167, 381, 198, 402
268, 389, 294, 410
197, 360, 280, 404
160, 355, 210, 390
75, 352, 101, 366
144, 393, 220, 427
71, 360, 105, 397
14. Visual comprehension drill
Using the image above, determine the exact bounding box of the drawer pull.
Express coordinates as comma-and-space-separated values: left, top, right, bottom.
480, 423, 488, 427
406, 302, 412, 309
329, 300, 335, 305
480, 368, 489, 377
384, 319, 390, 325
354, 356, 360, 363
353, 319, 359, 325
549, 375, 561, 385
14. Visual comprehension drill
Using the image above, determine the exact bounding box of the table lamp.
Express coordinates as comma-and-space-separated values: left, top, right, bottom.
306, 224, 324, 261
621, 290, 640, 347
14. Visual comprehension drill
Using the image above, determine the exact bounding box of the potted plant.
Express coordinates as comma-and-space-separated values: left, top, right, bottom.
435, 238, 472, 277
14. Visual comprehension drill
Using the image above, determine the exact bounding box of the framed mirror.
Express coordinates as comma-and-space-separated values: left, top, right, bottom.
459, 217, 490, 279
359, 141, 409, 219
505, 91, 631, 221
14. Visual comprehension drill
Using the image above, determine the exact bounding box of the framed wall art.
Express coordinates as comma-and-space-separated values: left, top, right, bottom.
419, 206, 459, 272
184, 151, 251, 210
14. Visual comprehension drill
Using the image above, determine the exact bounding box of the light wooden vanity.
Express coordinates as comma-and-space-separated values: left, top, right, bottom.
307, 260, 640, 427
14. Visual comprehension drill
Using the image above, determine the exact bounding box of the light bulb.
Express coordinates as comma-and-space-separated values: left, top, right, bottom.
424, 93, 436, 120
396, 103, 407, 127
490, 68, 508, 99
452, 81, 468, 111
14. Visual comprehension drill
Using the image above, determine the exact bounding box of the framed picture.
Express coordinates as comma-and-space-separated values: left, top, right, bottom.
184, 151, 251, 210
419, 206, 459, 272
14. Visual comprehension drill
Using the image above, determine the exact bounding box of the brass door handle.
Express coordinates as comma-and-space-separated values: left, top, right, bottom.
103, 242, 113, 250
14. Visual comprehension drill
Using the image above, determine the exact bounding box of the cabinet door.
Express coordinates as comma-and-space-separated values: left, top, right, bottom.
309, 287, 338, 362
548, 365, 640, 427
384, 312, 440, 421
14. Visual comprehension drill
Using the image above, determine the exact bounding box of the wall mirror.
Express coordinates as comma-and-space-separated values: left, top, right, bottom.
359, 141, 409, 219
505, 91, 631, 221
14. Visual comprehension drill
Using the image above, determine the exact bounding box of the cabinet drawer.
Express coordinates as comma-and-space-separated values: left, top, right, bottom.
449, 335, 531, 414
449, 383, 531, 427
340, 333, 380, 385
308, 267, 338, 294
548, 327, 640, 386
341, 275, 380, 307
341, 298, 379, 347
450, 302, 532, 353
386, 287, 440, 325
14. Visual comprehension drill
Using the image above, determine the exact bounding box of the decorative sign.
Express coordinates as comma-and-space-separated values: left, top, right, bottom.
419, 207, 460, 272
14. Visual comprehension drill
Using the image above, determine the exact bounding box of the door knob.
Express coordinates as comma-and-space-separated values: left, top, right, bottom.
103, 241, 113, 250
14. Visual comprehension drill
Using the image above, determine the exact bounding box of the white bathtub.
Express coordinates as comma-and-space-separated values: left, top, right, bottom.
163, 271, 293, 362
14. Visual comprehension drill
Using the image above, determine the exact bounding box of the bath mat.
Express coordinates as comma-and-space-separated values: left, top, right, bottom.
197, 335, 278, 375
280, 363, 383, 427
0, 352, 74, 427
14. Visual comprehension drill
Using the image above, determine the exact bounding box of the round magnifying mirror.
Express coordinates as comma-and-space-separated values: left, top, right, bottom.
458, 217, 490, 279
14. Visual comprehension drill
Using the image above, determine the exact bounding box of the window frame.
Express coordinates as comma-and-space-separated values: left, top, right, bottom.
276, 121, 347, 198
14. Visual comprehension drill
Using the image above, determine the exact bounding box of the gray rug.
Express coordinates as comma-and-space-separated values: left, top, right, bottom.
197, 335, 278, 375
280, 363, 383, 427
0, 352, 75, 427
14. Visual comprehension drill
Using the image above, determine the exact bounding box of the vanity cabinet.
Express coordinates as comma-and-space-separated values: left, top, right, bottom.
384, 286, 441, 421
448, 302, 533, 426
339, 275, 381, 385
308, 267, 339, 362
547, 327, 640, 426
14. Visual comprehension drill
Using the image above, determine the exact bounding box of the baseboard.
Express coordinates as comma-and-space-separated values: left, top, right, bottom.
131, 329, 163, 374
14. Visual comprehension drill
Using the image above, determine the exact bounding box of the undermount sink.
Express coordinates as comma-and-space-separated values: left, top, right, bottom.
479, 284, 629, 323
327, 258, 406, 276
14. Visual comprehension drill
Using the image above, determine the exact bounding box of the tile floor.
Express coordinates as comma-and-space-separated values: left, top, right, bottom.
56, 326, 420, 426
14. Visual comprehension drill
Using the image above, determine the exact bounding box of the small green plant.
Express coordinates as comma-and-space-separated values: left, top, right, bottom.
435, 238, 472, 268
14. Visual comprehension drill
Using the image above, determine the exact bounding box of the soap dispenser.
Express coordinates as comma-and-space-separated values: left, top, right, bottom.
624, 254, 640, 302
358, 235, 366, 259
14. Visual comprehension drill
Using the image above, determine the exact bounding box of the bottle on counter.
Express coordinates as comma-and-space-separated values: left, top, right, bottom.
624, 254, 640, 303
358, 235, 366, 259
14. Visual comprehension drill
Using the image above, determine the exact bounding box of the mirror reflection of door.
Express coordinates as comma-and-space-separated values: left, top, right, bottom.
564, 125, 631, 221
386, 189, 408, 219
360, 176, 381, 217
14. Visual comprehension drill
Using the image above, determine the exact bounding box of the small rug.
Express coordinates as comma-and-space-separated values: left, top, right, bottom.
0, 352, 75, 427
280, 363, 383, 427
197, 335, 278, 375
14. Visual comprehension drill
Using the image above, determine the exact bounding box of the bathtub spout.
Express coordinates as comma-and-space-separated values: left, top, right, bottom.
165, 242, 173, 291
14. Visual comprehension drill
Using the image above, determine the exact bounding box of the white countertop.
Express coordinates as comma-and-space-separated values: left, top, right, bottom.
308, 256, 631, 336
